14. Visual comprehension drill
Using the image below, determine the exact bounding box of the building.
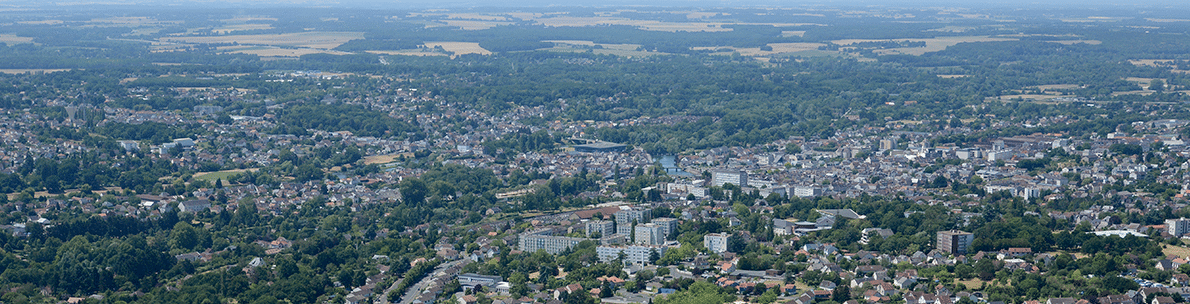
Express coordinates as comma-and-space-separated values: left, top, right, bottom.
652, 218, 679, 240
879, 138, 897, 151
118, 140, 140, 152
711, 170, 748, 187
178, 199, 211, 213
704, 233, 730, 254
596, 245, 668, 265
1168, 218, 1190, 237
518, 230, 592, 254
937, 230, 975, 255
615, 208, 651, 236
458, 273, 503, 292
955, 148, 981, 160
634, 223, 664, 246
793, 186, 821, 198
586, 220, 616, 238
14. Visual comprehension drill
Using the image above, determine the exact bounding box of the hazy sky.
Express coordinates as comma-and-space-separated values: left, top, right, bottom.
8, 0, 1190, 9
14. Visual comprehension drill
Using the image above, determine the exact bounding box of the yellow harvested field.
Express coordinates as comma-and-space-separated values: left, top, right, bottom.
1046, 40, 1101, 45
0, 34, 33, 45
366, 50, 449, 57
0, 69, 72, 74
441, 20, 514, 30
833, 36, 1017, 56
423, 41, 492, 56
219, 46, 353, 57
212, 23, 274, 34
162, 32, 363, 49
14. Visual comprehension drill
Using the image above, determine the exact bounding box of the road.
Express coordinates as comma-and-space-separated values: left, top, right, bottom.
379, 259, 466, 304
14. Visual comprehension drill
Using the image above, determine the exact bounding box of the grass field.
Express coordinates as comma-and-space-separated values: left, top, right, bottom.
938, 74, 970, 78
193, 168, 258, 182
832, 36, 1017, 56
162, 31, 363, 49
1163, 244, 1190, 259
1046, 40, 1101, 45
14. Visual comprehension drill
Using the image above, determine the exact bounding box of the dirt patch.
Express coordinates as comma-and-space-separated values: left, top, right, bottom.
364, 155, 401, 165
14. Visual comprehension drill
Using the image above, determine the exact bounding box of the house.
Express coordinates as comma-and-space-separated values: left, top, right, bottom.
1172, 273, 1190, 286
178, 199, 211, 213
1006, 247, 1032, 257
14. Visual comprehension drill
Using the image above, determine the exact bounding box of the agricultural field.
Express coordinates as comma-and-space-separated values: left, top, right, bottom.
161, 31, 363, 49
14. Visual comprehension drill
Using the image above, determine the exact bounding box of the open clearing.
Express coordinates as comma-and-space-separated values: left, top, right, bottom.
937, 74, 970, 78
0, 34, 33, 45
0, 69, 72, 74
693, 43, 825, 56
193, 168, 258, 182
833, 36, 1017, 56
781, 31, 806, 37
440, 20, 514, 30
364, 154, 401, 165
423, 41, 492, 56
540, 40, 668, 57
161, 32, 363, 49
1163, 244, 1190, 258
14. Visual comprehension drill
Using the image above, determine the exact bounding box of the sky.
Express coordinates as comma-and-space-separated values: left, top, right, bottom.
6, 0, 1190, 9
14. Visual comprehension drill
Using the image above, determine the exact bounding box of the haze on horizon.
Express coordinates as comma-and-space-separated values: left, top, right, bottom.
2, 0, 1188, 10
